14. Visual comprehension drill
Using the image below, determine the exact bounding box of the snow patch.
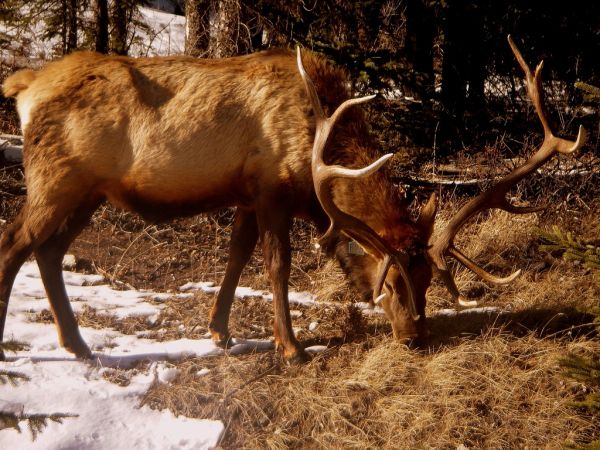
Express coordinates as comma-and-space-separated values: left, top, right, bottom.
434, 306, 502, 317
179, 281, 317, 306
154, 362, 179, 384
0, 357, 223, 449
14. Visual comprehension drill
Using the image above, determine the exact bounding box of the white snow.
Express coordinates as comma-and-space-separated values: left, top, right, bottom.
0, 358, 222, 450
435, 306, 502, 317
132, 7, 186, 56
154, 362, 180, 384
305, 345, 328, 354
179, 281, 319, 307
196, 368, 211, 377
0, 261, 275, 449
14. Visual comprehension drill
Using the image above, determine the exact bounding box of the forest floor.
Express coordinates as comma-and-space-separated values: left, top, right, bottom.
0, 154, 598, 448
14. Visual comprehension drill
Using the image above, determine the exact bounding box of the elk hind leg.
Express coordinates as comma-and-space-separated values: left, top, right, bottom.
209, 209, 258, 347
34, 199, 101, 358
0, 196, 83, 359
0, 211, 36, 360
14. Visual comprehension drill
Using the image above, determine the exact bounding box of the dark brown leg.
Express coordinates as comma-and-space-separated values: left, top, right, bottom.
256, 202, 308, 363
208, 209, 258, 346
34, 199, 101, 358
0, 211, 35, 359
0, 196, 85, 359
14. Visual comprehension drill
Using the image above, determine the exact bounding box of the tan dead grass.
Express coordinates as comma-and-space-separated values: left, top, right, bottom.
309, 259, 355, 303
143, 333, 597, 449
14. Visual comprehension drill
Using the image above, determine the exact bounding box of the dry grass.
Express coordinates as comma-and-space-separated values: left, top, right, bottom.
142, 334, 597, 449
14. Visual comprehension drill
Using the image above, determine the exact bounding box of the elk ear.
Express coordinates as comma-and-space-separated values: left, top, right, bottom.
417, 192, 438, 241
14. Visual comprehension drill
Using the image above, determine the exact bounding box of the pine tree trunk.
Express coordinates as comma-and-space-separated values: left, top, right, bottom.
441, 1, 467, 119
67, 0, 77, 52
441, 2, 485, 117
208, 0, 240, 58
465, 4, 485, 112
111, 0, 129, 55
95, 0, 109, 54
61, 0, 68, 54
185, 0, 208, 56
404, 0, 435, 101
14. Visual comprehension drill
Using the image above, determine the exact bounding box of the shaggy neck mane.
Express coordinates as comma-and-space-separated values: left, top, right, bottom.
303, 51, 422, 253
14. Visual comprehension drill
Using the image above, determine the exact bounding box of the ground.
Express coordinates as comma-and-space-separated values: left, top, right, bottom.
0, 158, 598, 448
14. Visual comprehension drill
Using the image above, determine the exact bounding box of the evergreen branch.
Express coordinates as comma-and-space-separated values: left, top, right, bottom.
575, 82, 600, 102
537, 226, 600, 282
0, 339, 30, 353
570, 392, 600, 415
27, 413, 78, 441
560, 315, 600, 449
0, 411, 78, 441
0, 411, 20, 434
561, 354, 600, 387
0, 370, 30, 385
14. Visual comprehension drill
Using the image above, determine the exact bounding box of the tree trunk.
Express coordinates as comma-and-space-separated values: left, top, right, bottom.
185, 0, 208, 56
66, 0, 77, 52
111, 0, 129, 55
94, 0, 109, 54
208, 0, 240, 58
465, 4, 485, 112
404, 0, 435, 101
61, 0, 68, 54
441, 2, 486, 117
441, 1, 467, 119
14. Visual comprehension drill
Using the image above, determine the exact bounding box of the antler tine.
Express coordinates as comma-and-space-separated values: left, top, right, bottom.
508, 35, 551, 136
448, 246, 521, 284
429, 36, 586, 306
296, 47, 420, 320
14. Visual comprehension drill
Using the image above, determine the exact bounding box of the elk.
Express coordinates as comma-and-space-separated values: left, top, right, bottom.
0, 36, 585, 363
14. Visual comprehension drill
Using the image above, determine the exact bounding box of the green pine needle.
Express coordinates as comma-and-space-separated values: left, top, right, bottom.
536, 226, 600, 283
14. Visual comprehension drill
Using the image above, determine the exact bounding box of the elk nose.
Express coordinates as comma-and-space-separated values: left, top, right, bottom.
394, 324, 429, 349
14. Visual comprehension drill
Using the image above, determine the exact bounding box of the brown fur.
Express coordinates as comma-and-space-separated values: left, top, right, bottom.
0, 49, 430, 362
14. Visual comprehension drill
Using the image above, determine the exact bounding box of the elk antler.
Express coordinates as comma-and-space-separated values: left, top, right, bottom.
428, 35, 587, 307
296, 47, 420, 320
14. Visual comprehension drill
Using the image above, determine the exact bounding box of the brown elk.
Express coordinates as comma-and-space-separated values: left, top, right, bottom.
0, 36, 585, 363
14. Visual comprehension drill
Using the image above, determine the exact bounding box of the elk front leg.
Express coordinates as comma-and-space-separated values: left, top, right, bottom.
34, 200, 101, 359
257, 205, 308, 363
209, 209, 258, 347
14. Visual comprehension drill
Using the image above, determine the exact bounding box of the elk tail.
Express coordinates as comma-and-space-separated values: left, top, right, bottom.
2, 69, 37, 98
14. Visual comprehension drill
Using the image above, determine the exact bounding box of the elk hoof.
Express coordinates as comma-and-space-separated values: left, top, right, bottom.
63, 338, 92, 359
284, 348, 311, 365
210, 330, 235, 349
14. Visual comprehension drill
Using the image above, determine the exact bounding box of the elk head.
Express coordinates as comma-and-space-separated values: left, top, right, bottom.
297, 48, 429, 341
297, 35, 586, 341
